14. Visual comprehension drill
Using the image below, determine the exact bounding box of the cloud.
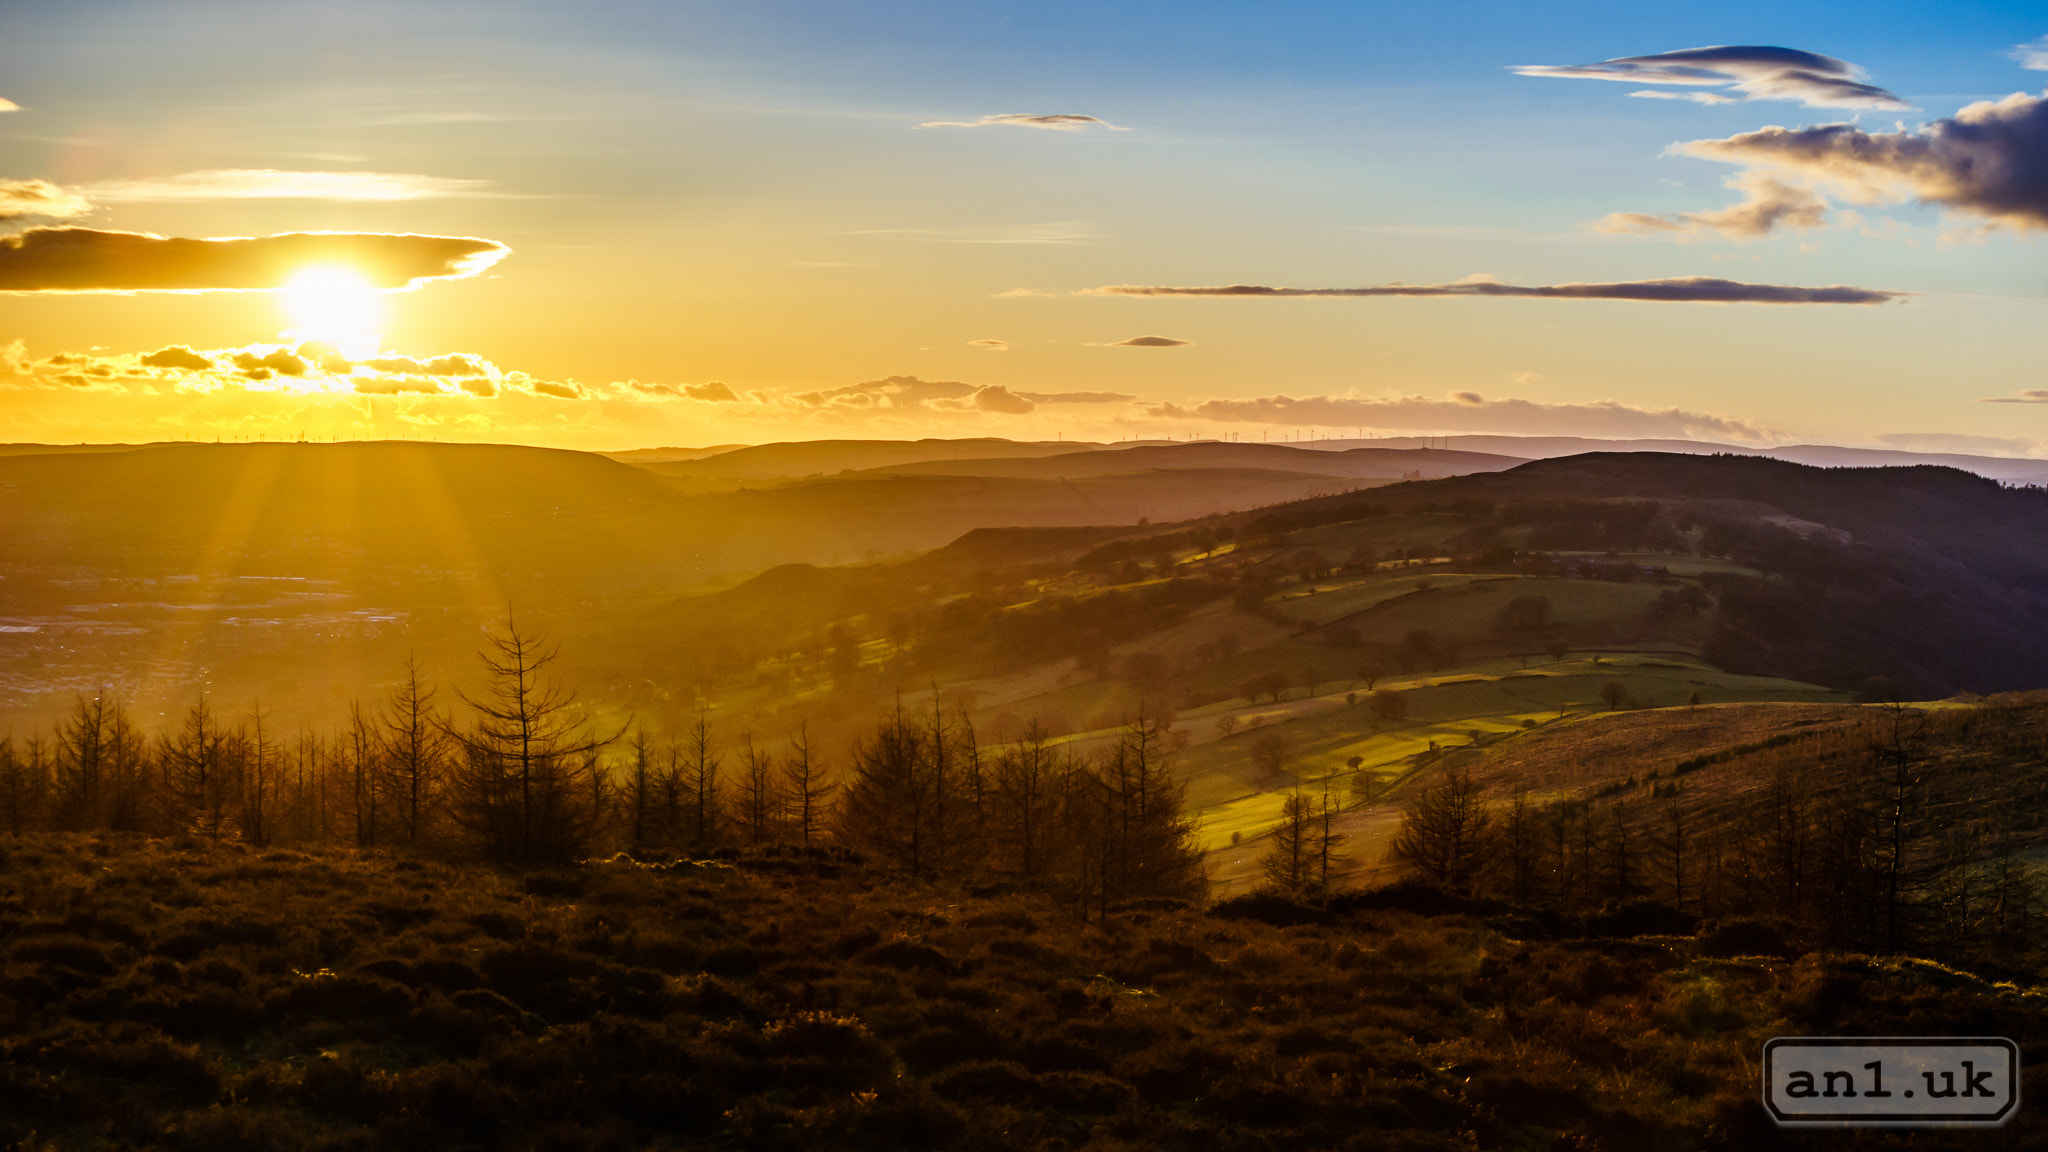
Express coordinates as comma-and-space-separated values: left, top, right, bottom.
916, 113, 1128, 131
1588, 170, 1829, 241
0, 98, 17, 113
138, 346, 215, 371
0, 227, 509, 293
1149, 391, 1767, 440
1981, 390, 2048, 404
1676, 92, 2048, 232
1091, 273, 1902, 305
992, 287, 1061, 298
968, 338, 1011, 351
0, 179, 92, 224
1099, 335, 1192, 347
1512, 45, 1909, 109
1015, 390, 1136, 404
786, 375, 978, 411
971, 384, 1035, 414
1, 339, 599, 400
2013, 36, 2048, 72
77, 169, 501, 202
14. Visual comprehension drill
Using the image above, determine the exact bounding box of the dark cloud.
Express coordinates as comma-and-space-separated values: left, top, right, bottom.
231, 349, 307, 377
1513, 45, 1909, 109
1109, 335, 1192, 347
0, 226, 509, 292
1016, 390, 1137, 404
1093, 274, 1902, 305
1679, 92, 2048, 232
1981, 390, 2048, 404
0, 179, 91, 224
138, 345, 214, 370
917, 113, 1128, 131
1150, 392, 1766, 440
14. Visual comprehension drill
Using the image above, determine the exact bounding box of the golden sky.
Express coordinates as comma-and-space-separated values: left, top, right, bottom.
2, 3, 2046, 453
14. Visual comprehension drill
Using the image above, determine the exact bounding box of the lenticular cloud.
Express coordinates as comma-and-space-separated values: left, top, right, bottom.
1513, 45, 1910, 110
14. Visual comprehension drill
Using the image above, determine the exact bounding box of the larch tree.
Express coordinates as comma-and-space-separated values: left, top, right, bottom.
445, 618, 616, 865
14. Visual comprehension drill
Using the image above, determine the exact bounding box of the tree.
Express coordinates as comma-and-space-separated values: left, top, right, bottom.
1250, 731, 1289, 779
992, 722, 1064, 878
1214, 714, 1239, 739
382, 656, 450, 845
1500, 791, 1539, 905
1393, 769, 1492, 893
736, 733, 782, 846
780, 724, 835, 847
161, 698, 232, 840
680, 711, 722, 851
445, 618, 617, 865
1498, 594, 1553, 633
1600, 680, 1631, 710
1356, 661, 1386, 691
1368, 689, 1407, 723
1261, 789, 1313, 895
0, 737, 49, 837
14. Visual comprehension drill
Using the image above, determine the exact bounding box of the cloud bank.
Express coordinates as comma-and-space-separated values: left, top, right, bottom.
1675, 90, 2048, 233
0, 227, 510, 292
77, 169, 500, 202
1513, 45, 1909, 109
916, 113, 1127, 131
1091, 274, 1902, 305
1149, 391, 1766, 440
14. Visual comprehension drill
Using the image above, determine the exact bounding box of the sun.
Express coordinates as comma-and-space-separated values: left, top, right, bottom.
280, 266, 384, 353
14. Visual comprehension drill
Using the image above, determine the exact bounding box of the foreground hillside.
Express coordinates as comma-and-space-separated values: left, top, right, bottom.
4, 834, 2044, 1152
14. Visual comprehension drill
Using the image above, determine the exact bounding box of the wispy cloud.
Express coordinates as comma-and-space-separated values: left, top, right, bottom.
0, 227, 509, 293
1513, 45, 1909, 110
1588, 170, 1828, 241
78, 169, 502, 202
1676, 92, 2048, 233
916, 113, 1127, 132
1149, 391, 1768, 440
2012, 36, 2048, 72
0, 179, 92, 224
0, 97, 18, 113
1090, 273, 1903, 305
967, 338, 1011, 351
1982, 390, 2048, 404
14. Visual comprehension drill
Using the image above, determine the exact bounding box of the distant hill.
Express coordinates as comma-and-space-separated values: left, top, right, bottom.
1354, 453, 2048, 694
856, 442, 1523, 481
1296, 434, 2048, 484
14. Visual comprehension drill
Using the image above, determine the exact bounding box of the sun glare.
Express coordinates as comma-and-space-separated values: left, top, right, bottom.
280, 266, 383, 353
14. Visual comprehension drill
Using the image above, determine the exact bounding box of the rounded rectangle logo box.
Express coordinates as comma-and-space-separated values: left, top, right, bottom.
1763, 1037, 2019, 1127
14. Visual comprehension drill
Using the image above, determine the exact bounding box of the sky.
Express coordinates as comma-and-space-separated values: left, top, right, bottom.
1, 0, 2045, 452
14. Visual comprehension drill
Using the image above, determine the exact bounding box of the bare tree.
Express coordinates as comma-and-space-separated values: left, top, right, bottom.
382, 656, 450, 845
445, 618, 617, 865
780, 725, 834, 847
680, 711, 722, 851
737, 733, 781, 846
1393, 769, 1492, 893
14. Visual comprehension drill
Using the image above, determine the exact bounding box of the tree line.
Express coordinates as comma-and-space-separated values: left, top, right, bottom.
0, 619, 1207, 912
1386, 701, 2048, 959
